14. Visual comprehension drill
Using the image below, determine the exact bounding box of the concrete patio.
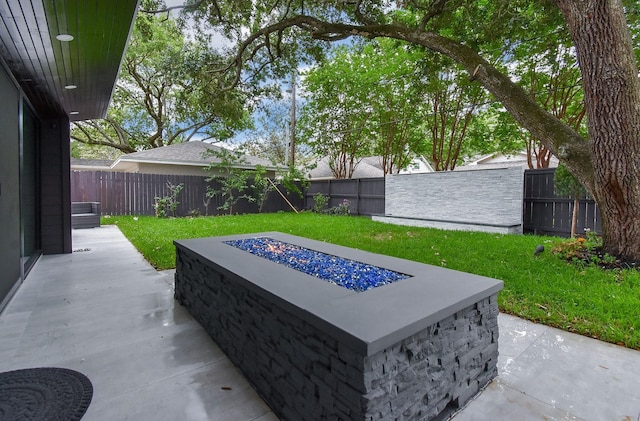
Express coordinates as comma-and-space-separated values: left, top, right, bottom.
0, 225, 638, 420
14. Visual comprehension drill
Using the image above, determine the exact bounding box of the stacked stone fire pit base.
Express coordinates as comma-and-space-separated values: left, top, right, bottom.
174, 232, 503, 420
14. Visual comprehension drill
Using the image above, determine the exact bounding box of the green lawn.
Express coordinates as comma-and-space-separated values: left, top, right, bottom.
104, 212, 640, 350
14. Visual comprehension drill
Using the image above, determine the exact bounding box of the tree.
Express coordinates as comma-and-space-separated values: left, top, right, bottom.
422, 55, 486, 170
153, 181, 184, 218
459, 106, 528, 163
489, 57, 586, 171
300, 40, 427, 175
70, 141, 123, 160
239, 95, 313, 167
174, 0, 640, 260
72, 0, 250, 153
557, 1, 640, 260
203, 147, 254, 215
555, 163, 588, 238
298, 47, 372, 178
301, 41, 510, 172
356, 40, 427, 174
240, 99, 291, 165
497, 27, 587, 169
246, 165, 273, 213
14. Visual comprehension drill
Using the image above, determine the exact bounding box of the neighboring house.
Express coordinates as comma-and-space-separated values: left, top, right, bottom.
71, 158, 114, 171
307, 156, 384, 180
108, 141, 279, 177
399, 156, 435, 174
458, 151, 559, 171
0, 1, 138, 311
308, 156, 432, 180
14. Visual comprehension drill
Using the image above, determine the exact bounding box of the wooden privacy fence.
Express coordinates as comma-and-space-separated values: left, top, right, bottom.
308, 171, 601, 236
523, 168, 601, 236
71, 169, 601, 237
71, 171, 304, 217
304, 178, 385, 216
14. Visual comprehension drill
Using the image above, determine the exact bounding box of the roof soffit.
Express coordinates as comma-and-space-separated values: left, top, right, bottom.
0, 0, 139, 120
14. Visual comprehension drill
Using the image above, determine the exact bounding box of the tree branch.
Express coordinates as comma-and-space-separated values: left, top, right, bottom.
419, 0, 449, 32
140, 0, 205, 15
354, 0, 377, 25
200, 11, 592, 186
71, 121, 136, 153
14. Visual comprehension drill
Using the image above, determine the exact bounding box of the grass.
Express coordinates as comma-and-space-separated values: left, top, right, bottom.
103, 212, 640, 350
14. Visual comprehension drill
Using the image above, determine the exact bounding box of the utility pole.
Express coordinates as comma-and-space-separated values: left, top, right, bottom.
288, 72, 296, 168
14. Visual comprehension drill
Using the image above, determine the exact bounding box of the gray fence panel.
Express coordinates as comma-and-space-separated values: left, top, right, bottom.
72, 169, 600, 237
70, 171, 304, 217
523, 169, 601, 237
305, 178, 385, 216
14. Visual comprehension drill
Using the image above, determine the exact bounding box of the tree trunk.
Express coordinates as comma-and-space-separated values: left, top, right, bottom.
571, 197, 579, 238
556, 0, 640, 259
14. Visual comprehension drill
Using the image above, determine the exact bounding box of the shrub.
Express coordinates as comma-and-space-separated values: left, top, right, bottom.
153, 181, 184, 218
313, 193, 329, 213
327, 199, 351, 216
552, 229, 619, 268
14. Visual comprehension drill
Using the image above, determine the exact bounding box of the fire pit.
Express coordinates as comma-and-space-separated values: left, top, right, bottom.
224, 237, 409, 292
174, 232, 503, 420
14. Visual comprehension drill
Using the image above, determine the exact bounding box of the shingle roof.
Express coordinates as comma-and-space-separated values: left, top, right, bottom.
307, 156, 384, 179
116, 141, 276, 169
70, 158, 114, 168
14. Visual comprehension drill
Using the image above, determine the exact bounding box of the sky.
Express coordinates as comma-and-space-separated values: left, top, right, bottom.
157, 0, 305, 148
162, 0, 231, 50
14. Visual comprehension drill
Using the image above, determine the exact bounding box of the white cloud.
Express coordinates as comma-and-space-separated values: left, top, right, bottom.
161, 0, 231, 51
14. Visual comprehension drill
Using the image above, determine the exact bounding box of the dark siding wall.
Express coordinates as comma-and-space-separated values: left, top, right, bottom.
40, 119, 71, 254
70, 171, 304, 217
305, 178, 385, 216
21, 104, 40, 272
523, 169, 601, 236
0, 64, 21, 310
0, 60, 72, 312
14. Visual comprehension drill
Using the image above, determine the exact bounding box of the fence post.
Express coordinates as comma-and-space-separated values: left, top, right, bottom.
356, 178, 361, 215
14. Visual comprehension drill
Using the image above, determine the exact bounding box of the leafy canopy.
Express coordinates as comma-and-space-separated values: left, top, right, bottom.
72, 0, 251, 154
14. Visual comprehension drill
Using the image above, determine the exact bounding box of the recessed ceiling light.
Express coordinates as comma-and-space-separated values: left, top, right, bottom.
69, 111, 80, 115
64, 85, 77, 90
56, 34, 74, 42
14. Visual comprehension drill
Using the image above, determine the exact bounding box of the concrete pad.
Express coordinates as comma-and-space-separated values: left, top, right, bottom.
0, 226, 276, 421
453, 380, 583, 421
1, 225, 639, 421
454, 314, 640, 421
86, 360, 275, 421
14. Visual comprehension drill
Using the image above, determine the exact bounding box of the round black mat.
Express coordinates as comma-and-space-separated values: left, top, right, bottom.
0, 367, 93, 421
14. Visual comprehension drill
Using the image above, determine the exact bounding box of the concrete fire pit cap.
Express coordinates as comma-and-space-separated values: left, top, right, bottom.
174, 232, 504, 355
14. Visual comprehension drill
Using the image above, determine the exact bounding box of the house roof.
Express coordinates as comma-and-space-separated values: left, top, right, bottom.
307, 156, 385, 180
308, 155, 434, 179
112, 141, 278, 171
457, 151, 558, 171
71, 158, 114, 169
0, 0, 138, 120
456, 160, 532, 171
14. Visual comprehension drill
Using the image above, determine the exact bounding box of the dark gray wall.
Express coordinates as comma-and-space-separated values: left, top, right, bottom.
0, 61, 72, 311
0, 64, 21, 310
41, 119, 71, 254
22, 104, 40, 272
